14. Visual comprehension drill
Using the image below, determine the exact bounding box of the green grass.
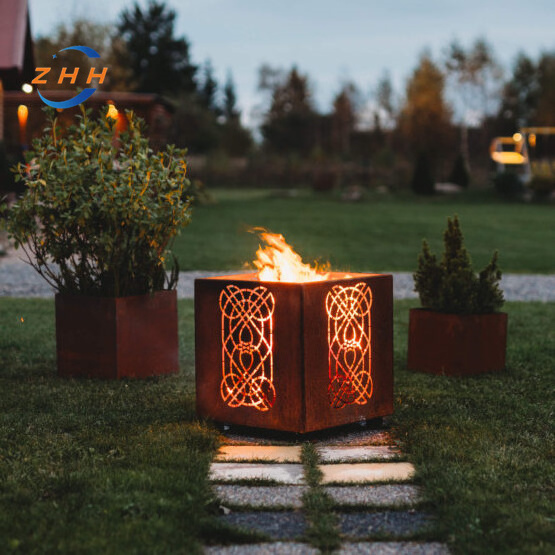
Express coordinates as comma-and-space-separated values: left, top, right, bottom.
173, 189, 555, 274
392, 300, 555, 555
1, 297, 553, 554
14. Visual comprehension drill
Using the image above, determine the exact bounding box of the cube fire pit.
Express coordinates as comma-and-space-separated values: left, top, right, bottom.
195, 233, 393, 434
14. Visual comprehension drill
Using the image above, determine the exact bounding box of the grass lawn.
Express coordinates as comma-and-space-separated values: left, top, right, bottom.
172, 189, 555, 274
1, 297, 553, 554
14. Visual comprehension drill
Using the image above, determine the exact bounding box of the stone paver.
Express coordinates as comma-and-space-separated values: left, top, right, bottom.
204, 543, 319, 554
209, 463, 305, 484
320, 462, 415, 484
338, 542, 450, 554
219, 512, 308, 540
338, 511, 433, 538
325, 485, 421, 507
319, 445, 400, 462
214, 485, 308, 509
216, 445, 302, 462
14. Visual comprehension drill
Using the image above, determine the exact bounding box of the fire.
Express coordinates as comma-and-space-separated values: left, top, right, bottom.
253, 230, 328, 282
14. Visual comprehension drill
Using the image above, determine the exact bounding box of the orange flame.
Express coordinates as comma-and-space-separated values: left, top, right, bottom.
253, 229, 328, 282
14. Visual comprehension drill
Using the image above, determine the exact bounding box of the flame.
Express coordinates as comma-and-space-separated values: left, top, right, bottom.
253, 230, 328, 282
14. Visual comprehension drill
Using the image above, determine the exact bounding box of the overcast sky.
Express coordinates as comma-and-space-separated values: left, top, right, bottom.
28, 0, 555, 125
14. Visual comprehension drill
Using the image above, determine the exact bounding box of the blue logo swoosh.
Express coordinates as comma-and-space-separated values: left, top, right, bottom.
58, 45, 100, 58
37, 88, 98, 109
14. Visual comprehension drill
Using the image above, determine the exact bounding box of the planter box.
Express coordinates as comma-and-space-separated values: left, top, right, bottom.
55, 290, 179, 379
407, 308, 508, 376
195, 272, 393, 433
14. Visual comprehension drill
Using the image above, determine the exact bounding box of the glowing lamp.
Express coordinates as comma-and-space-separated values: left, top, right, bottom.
195, 233, 393, 433
21, 83, 33, 93
17, 104, 28, 146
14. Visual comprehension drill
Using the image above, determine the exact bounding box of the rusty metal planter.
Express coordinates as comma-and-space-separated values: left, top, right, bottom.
195, 272, 393, 433
56, 290, 179, 379
407, 308, 508, 376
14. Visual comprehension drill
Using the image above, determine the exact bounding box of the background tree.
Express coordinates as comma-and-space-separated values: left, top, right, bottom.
222, 72, 239, 123
260, 66, 318, 155
331, 82, 360, 155
444, 37, 503, 164
398, 52, 454, 163
117, 0, 197, 94
199, 60, 220, 115
374, 71, 396, 131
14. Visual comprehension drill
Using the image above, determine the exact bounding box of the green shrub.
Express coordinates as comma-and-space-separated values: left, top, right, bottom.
411, 152, 435, 195
414, 215, 504, 314
5, 107, 192, 297
493, 171, 523, 196
449, 152, 470, 188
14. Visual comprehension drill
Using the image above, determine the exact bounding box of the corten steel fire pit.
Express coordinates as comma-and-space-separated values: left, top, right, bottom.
195, 271, 393, 433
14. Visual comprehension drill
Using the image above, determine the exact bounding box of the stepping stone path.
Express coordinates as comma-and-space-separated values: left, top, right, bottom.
205, 427, 450, 554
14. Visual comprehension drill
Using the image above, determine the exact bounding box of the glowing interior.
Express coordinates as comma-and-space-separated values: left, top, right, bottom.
326, 283, 373, 409
253, 230, 328, 282
219, 285, 275, 411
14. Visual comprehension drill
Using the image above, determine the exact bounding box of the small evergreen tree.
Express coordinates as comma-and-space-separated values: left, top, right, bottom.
411, 152, 435, 195
414, 216, 504, 314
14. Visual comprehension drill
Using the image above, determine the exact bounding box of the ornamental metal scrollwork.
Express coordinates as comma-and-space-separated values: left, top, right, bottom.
326, 282, 373, 409
219, 285, 275, 411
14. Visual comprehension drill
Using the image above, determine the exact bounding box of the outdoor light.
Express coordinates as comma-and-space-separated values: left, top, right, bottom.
195, 232, 393, 433
106, 103, 119, 120
21, 83, 33, 93
17, 104, 28, 146
512, 132, 523, 142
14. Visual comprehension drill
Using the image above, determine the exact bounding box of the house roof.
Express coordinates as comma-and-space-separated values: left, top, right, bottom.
0, 0, 34, 88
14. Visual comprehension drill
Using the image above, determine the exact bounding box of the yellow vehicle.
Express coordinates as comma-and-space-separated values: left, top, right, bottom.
490, 127, 555, 188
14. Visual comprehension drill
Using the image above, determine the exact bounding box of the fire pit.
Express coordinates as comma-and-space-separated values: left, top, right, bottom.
195, 232, 393, 433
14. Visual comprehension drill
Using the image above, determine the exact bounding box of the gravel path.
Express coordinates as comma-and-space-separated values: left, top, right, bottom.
0, 256, 554, 301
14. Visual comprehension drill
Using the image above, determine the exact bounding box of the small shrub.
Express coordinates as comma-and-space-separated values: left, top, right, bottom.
414, 215, 504, 314
449, 152, 470, 188
5, 107, 192, 297
493, 171, 523, 196
411, 152, 434, 195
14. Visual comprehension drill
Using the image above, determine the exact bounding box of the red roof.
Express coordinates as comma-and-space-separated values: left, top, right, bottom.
0, 0, 34, 88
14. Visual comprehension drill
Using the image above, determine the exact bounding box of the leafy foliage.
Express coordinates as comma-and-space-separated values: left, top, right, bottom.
6, 107, 192, 297
414, 215, 504, 314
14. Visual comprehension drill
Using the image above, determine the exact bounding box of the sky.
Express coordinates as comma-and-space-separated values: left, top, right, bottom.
28, 0, 555, 126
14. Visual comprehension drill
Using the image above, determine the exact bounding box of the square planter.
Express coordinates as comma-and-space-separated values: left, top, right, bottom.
195, 272, 393, 433
407, 308, 508, 376
55, 290, 179, 379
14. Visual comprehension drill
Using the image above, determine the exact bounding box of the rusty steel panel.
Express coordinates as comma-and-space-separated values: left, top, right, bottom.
407, 309, 508, 376
195, 272, 393, 433
56, 290, 179, 379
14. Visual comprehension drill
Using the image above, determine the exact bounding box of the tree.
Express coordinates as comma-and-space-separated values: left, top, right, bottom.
259, 66, 318, 155
398, 53, 453, 162
222, 72, 239, 122
374, 71, 396, 130
331, 82, 359, 154
444, 37, 503, 163
536, 52, 555, 125
117, 1, 196, 94
497, 52, 539, 130
199, 60, 219, 114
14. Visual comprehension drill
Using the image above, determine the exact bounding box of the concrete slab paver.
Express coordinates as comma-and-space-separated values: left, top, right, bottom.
320, 462, 415, 484
204, 543, 319, 554
218, 511, 308, 540
338, 542, 450, 554
325, 484, 421, 507
319, 446, 400, 462
209, 463, 305, 484
216, 445, 302, 462
214, 485, 308, 508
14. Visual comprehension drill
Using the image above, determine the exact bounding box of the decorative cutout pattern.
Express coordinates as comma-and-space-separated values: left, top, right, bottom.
220, 285, 275, 411
326, 282, 373, 409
